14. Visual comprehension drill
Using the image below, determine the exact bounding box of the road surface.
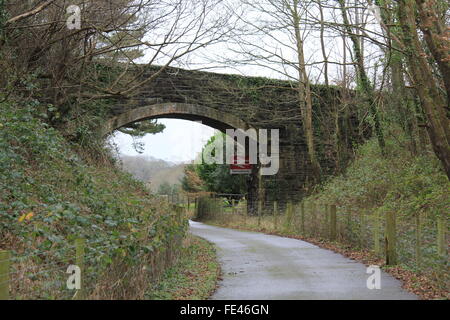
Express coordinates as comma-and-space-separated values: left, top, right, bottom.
189, 220, 417, 300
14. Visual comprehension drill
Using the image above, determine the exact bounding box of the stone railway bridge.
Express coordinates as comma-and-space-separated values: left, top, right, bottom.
101, 66, 362, 214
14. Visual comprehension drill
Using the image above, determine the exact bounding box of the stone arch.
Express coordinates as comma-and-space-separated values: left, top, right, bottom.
102, 102, 252, 136
102, 102, 261, 216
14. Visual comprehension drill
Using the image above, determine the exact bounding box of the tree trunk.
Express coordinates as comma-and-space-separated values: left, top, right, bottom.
338, 0, 386, 155
397, 0, 450, 179
292, 0, 321, 179
415, 0, 450, 108
320, 1, 343, 172
377, 0, 418, 155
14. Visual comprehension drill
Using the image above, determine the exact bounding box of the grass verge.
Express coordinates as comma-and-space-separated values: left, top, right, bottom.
146, 235, 220, 300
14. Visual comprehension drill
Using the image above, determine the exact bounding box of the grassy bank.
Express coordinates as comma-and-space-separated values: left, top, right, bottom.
0, 100, 187, 299
146, 235, 220, 300
198, 135, 449, 300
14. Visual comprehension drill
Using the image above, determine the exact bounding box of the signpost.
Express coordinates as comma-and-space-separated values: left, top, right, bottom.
230, 155, 252, 174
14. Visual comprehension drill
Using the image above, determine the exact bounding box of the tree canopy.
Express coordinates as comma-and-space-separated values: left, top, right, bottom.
182, 133, 247, 197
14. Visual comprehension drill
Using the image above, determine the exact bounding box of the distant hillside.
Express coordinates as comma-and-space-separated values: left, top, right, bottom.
150, 164, 186, 192
119, 155, 186, 192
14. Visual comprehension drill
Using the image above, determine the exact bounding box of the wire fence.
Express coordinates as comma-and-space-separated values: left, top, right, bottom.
0, 238, 123, 300
3, 196, 444, 299
194, 195, 449, 288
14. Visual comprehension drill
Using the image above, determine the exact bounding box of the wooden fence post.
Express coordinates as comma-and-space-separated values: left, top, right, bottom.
415, 212, 421, 267
257, 199, 262, 226
311, 202, 316, 235
385, 211, 397, 265
330, 205, 337, 241
294, 203, 300, 232
74, 238, 85, 300
273, 201, 278, 230
437, 215, 447, 257
213, 197, 217, 217
300, 202, 305, 235
323, 204, 329, 237
374, 211, 381, 255
208, 197, 212, 217
360, 211, 365, 248
285, 201, 293, 232
346, 207, 351, 237
0, 250, 10, 300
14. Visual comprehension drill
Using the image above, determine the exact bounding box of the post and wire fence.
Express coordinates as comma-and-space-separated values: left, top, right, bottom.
287, 201, 447, 274
1, 240, 77, 300
0, 237, 121, 300
0, 203, 187, 300
193, 195, 448, 284
2, 195, 446, 298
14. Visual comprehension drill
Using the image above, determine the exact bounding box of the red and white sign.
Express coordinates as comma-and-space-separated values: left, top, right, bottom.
230, 155, 252, 175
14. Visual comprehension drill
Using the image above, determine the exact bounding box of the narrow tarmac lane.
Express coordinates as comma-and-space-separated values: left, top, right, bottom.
189, 220, 417, 300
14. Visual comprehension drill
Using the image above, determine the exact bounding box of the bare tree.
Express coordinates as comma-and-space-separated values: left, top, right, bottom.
226, 0, 322, 179
338, 0, 386, 154
394, 0, 450, 179
0, 0, 234, 135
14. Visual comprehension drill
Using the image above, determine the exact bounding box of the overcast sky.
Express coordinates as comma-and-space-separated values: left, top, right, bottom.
111, 119, 217, 163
